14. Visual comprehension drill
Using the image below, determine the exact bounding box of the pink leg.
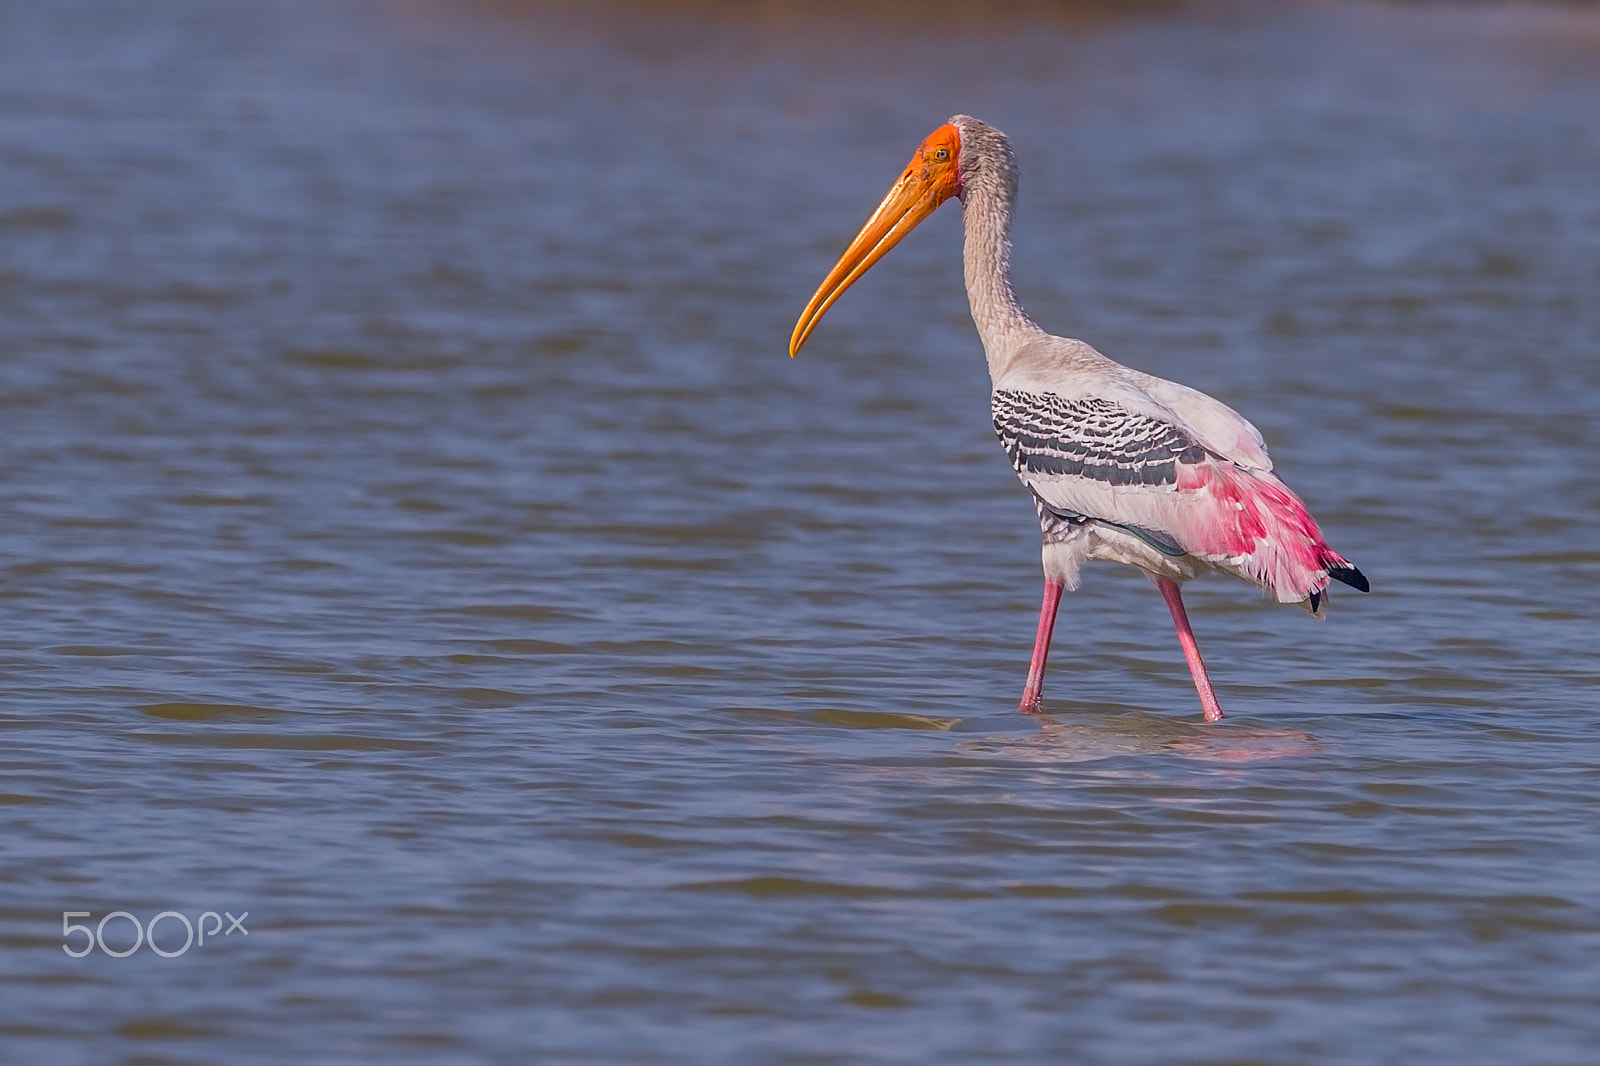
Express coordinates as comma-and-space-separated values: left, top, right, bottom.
1155, 578, 1225, 722
1019, 579, 1065, 713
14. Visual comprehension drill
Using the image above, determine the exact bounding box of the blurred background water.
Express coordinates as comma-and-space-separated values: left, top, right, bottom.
1, 0, 1598, 1061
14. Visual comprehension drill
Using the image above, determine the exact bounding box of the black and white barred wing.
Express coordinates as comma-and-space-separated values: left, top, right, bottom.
992, 388, 1364, 605
992, 389, 1206, 516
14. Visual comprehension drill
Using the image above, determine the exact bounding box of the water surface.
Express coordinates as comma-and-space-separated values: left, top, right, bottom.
1, 1, 1598, 1062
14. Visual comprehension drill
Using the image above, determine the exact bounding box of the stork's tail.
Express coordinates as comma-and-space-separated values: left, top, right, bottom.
1306, 555, 1370, 616
1328, 564, 1369, 593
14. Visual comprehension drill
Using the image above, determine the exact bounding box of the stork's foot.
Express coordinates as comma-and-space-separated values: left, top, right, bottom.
1018, 668, 1047, 714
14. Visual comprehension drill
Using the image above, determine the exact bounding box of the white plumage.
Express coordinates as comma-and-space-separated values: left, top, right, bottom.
792, 116, 1367, 720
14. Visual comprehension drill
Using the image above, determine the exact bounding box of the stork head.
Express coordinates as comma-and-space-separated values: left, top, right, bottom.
789, 120, 965, 357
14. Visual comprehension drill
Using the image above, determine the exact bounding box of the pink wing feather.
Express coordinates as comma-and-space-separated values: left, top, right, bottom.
993, 384, 1363, 610
1171, 459, 1357, 604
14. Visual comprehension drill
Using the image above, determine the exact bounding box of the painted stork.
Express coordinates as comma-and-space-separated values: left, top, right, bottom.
789, 116, 1368, 721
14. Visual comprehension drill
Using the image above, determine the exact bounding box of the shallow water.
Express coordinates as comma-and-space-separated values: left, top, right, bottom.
2, 0, 1599, 1061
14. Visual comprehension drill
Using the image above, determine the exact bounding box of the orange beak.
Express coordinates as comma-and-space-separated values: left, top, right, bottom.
790, 124, 963, 357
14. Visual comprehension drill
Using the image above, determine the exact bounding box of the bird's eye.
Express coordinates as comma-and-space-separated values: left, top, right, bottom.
934, 147, 951, 161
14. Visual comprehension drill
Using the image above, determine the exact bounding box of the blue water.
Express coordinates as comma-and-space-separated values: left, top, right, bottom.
2, 1, 1598, 1061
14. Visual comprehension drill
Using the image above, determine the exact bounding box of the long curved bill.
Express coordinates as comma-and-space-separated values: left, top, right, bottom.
789, 124, 962, 357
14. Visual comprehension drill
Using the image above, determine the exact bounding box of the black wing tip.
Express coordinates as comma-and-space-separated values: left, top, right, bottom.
1328, 565, 1370, 593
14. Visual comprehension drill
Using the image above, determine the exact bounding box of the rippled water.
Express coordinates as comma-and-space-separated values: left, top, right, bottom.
2, 0, 1599, 1061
